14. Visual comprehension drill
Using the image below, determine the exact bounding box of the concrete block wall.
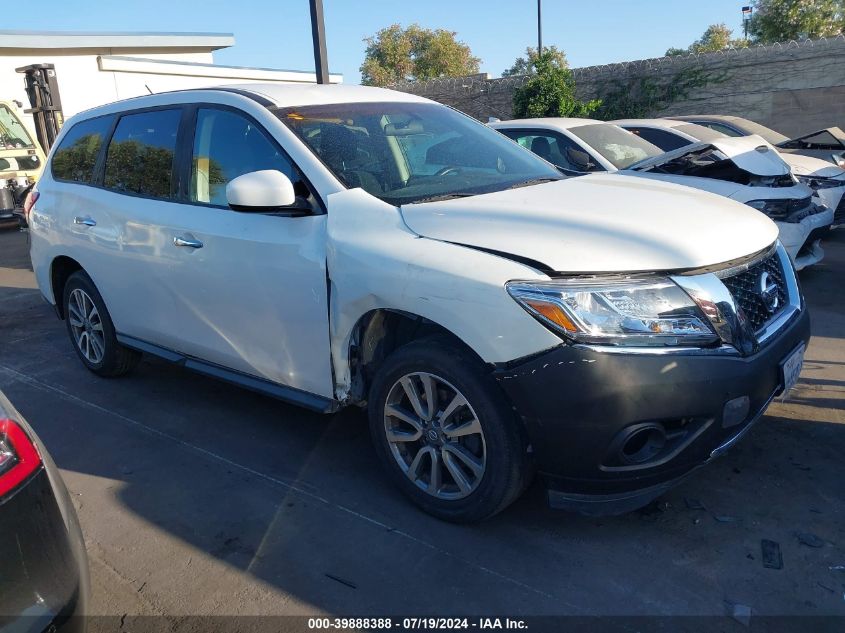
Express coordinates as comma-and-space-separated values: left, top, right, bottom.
394, 35, 845, 136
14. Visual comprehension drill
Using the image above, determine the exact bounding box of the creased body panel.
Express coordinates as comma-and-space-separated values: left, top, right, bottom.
325, 189, 561, 398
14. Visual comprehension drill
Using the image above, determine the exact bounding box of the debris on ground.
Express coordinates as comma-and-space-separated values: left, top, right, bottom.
795, 532, 825, 548
684, 497, 706, 510
725, 601, 752, 627
714, 514, 739, 523
325, 573, 357, 589
761, 539, 783, 570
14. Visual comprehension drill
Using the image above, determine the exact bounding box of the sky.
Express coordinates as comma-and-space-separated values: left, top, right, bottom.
19, 0, 751, 83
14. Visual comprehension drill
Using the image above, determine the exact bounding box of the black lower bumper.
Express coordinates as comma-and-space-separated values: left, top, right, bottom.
494, 308, 811, 514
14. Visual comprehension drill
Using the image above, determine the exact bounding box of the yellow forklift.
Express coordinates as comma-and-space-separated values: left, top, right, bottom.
1, 64, 62, 227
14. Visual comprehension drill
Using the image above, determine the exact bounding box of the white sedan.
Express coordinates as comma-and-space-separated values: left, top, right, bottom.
491, 118, 832, 270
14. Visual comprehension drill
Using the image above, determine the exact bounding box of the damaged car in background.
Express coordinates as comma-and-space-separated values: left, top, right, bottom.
667, 115, 845, 226
492, 118, 832, 270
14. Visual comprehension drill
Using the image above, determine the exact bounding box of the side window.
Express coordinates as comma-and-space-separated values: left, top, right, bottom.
104, 109, 181, 199
696, 121, 742, 137
51, 116, 113, 184
626, 127, 691, 152
191, 108, 301, 206
501, 130, 597, 172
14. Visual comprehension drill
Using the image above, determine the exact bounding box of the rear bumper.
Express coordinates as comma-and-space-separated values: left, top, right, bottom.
494, 307, 810, 515
0, 468, 88, 631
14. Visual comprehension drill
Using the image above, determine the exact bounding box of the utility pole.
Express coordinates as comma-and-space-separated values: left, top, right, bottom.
537, 0, 543, 55
309, 0, 330, 84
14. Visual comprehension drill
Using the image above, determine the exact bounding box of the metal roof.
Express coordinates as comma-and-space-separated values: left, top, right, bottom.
0, 30, 234, 50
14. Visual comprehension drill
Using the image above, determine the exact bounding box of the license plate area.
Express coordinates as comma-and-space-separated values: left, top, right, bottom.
780, 343, 805, 395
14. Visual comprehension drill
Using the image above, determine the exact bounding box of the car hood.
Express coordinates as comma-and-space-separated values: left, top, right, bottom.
780, 152, 845, 179
777, 126, 845, 150
399, 174, 778, 273
631, 135, 791, 177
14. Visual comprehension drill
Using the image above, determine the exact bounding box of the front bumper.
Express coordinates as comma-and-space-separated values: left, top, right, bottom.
778, 207, 834, 269
494, 307, 810, 515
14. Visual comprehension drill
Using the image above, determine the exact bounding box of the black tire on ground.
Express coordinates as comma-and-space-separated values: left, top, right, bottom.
63, 271, 140, 377
368, 336, 531, 523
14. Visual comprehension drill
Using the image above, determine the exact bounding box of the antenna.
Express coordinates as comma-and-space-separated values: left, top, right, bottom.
145, 84, 153, 95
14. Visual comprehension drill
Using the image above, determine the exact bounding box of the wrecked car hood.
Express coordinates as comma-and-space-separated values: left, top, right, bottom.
631, 135, 790, 177
777, 127, 845, 150
400, 174, 778, 273
780, 152, 845, 179
629, 134, 789, 176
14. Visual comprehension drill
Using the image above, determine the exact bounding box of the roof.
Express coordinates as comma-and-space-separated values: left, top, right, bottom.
490, 117, 602, 132
0, 30, 234, 51
610, 118, 688, 129
225, 83, 430, 107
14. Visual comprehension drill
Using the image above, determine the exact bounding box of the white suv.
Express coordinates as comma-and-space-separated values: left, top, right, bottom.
29, 84, 810, 522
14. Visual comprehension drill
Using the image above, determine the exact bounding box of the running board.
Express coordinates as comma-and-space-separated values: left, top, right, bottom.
116, 334, 339, 413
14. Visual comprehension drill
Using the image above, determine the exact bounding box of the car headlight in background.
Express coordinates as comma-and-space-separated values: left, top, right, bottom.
506, 278, 718, 347
746, 197, 813, 221
795, 174, 844, 190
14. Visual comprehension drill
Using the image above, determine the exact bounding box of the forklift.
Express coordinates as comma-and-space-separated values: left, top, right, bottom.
1, 64, 63, 228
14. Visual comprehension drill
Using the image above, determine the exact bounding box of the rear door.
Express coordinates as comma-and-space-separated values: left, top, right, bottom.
139, 105, 333, 398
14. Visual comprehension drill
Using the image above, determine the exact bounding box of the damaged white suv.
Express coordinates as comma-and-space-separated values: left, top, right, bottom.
29, 85, 809, 522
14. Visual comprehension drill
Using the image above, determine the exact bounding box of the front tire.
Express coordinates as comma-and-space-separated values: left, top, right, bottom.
368, 337, 530, 523
63, 271, 140, 377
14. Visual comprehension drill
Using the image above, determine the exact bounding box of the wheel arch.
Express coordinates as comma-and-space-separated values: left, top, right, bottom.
50, 255, 85, 318
345, 308, 486, 405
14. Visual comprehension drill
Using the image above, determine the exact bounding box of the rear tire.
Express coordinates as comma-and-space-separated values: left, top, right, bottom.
368, 336, 530, 523
63, 271, 140, 377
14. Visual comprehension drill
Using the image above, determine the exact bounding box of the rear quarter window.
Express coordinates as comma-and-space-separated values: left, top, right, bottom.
51, 115, 114, 183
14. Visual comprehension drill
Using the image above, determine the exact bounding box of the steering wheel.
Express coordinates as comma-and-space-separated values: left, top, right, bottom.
435, 165, 463, 177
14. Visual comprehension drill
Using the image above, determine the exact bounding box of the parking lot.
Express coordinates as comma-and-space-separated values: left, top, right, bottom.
1, 224, 844, 623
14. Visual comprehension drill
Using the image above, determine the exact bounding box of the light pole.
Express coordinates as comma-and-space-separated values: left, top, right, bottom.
537, 0, 543, 55
309, 0, 330, 84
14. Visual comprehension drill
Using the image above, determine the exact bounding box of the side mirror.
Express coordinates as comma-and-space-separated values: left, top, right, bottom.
226, 170, 297, 212
566, 147, 594, 172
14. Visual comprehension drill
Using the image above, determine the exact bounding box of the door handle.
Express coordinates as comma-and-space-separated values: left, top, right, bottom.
173, 235, 204, 249
73, 216, 96, 227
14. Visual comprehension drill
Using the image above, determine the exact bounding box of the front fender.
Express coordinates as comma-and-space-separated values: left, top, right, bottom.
325, 189, 561, 399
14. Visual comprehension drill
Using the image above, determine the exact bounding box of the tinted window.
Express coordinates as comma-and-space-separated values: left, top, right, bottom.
500, 129, 598, 172
104, 109, 180, 199
191, 108, 301, 206
279, 102, 561, 206
51, 116, 113, 183
626, 127, 692, 152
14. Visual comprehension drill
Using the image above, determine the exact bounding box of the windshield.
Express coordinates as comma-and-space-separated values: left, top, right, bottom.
568, 123, 663, 169
0, 105, 35, 150
277, 102, 561, 205
675, 123, 727, 143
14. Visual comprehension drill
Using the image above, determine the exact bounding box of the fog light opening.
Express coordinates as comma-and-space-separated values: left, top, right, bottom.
619, 424, 667, 465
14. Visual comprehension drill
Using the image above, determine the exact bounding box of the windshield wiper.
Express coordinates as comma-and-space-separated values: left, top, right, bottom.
410, 192, 478, 204
506, 177, 559, 189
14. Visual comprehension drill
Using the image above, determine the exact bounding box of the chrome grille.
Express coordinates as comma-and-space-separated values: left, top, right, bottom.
721, 253, 788, 332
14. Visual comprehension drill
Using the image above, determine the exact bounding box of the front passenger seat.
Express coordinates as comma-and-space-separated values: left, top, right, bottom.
531, 137, 552, 162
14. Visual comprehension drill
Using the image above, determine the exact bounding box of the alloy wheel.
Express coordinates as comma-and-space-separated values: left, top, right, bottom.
68, 288, 105, 364
383, 372, 487, 500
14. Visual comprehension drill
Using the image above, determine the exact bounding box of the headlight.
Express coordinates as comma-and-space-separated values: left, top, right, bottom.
746, 197, 812, 221
795, 174, 844, 190
506, 277, 719, 347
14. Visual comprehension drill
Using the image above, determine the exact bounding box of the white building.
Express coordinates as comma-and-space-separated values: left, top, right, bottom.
0, 30, 342, 132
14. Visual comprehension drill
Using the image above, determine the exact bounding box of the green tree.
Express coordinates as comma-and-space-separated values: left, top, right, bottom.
512, 51, 601, 118
665, 23, 748, 56
747, 0, 844, 42
502, 45, 568, 77
360, 24, 480, 86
